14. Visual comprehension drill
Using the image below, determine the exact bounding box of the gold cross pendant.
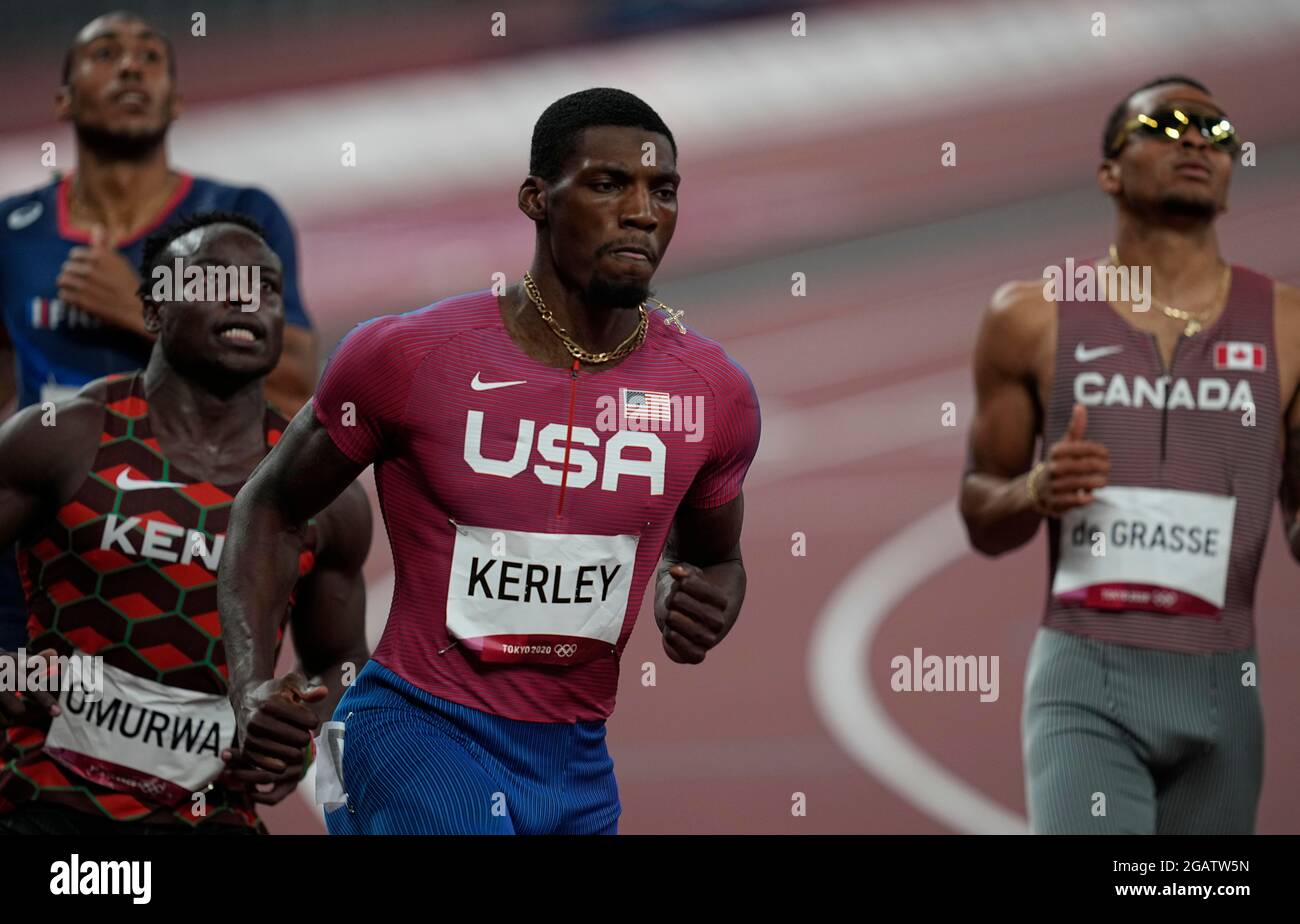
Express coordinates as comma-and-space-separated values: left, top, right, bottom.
660, 304, 686, 333
1183, 319, 1201, 337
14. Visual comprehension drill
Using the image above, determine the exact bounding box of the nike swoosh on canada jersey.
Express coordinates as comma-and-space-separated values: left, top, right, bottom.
1044, 264, 1280, 654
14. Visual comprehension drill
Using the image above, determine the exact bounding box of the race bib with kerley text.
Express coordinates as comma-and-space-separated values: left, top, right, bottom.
445, 523, 639, 665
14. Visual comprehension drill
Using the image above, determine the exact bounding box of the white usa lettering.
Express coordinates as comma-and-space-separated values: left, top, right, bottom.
463, 410, 666, 494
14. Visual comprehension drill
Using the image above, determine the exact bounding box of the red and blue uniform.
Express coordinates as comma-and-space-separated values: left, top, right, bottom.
312, 289, 759, 833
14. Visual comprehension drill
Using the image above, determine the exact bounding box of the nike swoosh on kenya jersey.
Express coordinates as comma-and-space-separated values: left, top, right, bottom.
116, 470, 186, 491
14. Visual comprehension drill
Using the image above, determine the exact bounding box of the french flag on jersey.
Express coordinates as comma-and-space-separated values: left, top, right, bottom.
1214, 341, 1266, 372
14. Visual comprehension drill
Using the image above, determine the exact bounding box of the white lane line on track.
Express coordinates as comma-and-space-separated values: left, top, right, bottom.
808, 500, 1029, 834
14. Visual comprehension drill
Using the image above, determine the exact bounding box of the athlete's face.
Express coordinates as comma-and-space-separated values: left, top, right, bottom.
145, 225, 285, 385
535, 125, 679, 308
56, 14, 180, 151
1100, 83, 1233, 219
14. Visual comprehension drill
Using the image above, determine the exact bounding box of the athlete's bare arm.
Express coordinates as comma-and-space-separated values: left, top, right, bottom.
654, 493, 746, 664
0, 390, 105, 724
287, 482, 372, 717
0, 393, 106, 560
220, 477, 372, 804
219, 404, 368, 767
961, 281, 1109, 555
1272, 282, 1300, 560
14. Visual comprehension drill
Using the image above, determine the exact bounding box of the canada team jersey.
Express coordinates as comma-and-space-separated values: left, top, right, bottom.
0, 373, 317, 828
313, 290, 761, 722
0, 173, 312, 410
1044, 265, 1280, 653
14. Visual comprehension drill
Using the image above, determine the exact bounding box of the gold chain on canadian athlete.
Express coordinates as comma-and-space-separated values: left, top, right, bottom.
522, 271, 684, 364
1106, 244, 1231, 337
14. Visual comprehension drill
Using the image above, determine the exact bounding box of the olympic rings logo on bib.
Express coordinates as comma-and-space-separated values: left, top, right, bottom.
1152, 589, 1179, 609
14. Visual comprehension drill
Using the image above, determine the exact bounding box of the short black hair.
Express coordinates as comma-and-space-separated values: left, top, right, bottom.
529, 87, 676, 182
1102, 74, 1213, 157
61, 11, 177, 85
138, 211, 268, 301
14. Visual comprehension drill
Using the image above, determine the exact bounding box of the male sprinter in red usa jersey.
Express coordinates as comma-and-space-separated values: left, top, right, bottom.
220, 88, 761, 834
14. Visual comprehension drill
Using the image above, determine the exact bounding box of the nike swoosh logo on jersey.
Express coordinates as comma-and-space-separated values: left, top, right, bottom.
471, 372, 527, 391
116, 470, 186, 491
7, 202, 43, 230
1075, 343, 1124, 363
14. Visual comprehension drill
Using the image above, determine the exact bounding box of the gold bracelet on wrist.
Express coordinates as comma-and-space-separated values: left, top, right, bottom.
1025, 462, 1051, 516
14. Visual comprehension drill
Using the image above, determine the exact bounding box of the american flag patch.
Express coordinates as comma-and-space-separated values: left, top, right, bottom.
1213, 341, 1266, 372
621, 387, 671, 423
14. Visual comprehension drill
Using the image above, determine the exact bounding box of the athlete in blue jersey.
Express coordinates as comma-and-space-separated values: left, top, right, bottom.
0, 12, 317, 649
0, 176, 311, 410
0, 11, 315, 412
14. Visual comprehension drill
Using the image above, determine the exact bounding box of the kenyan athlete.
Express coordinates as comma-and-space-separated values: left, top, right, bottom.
0, 213, 369, 834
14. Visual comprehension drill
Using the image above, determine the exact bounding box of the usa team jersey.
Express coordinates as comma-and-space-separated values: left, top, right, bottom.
0, 173, 312, 409
313, 290, 761, 722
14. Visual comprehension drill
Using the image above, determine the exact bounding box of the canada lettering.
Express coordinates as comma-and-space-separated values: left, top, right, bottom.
1073, 372, 1253, 411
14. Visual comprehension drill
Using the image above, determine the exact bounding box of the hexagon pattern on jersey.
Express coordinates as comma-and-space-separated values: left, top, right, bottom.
3, 373, 313, 828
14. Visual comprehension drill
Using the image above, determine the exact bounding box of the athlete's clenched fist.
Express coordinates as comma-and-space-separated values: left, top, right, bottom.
655, 562, 735, 664
1028, 403, 1111, 516
229, 671, 325, 793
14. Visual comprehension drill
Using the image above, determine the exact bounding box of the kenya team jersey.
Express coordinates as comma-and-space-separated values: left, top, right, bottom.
0, 173, 312, 409
1043, 265, 1280, 653
313, 290, 760, 722
0, 373, 317, 828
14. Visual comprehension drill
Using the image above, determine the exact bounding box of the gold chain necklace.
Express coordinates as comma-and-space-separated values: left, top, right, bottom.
522, 272, 648, 364
1107, 244, 1231, 337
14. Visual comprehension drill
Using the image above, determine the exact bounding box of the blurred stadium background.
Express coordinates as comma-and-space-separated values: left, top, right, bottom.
3, 0, 1299, 833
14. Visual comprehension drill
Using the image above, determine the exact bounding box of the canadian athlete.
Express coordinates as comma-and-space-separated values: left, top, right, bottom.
0, 213, 369, 834
962, 75, 1300, 833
